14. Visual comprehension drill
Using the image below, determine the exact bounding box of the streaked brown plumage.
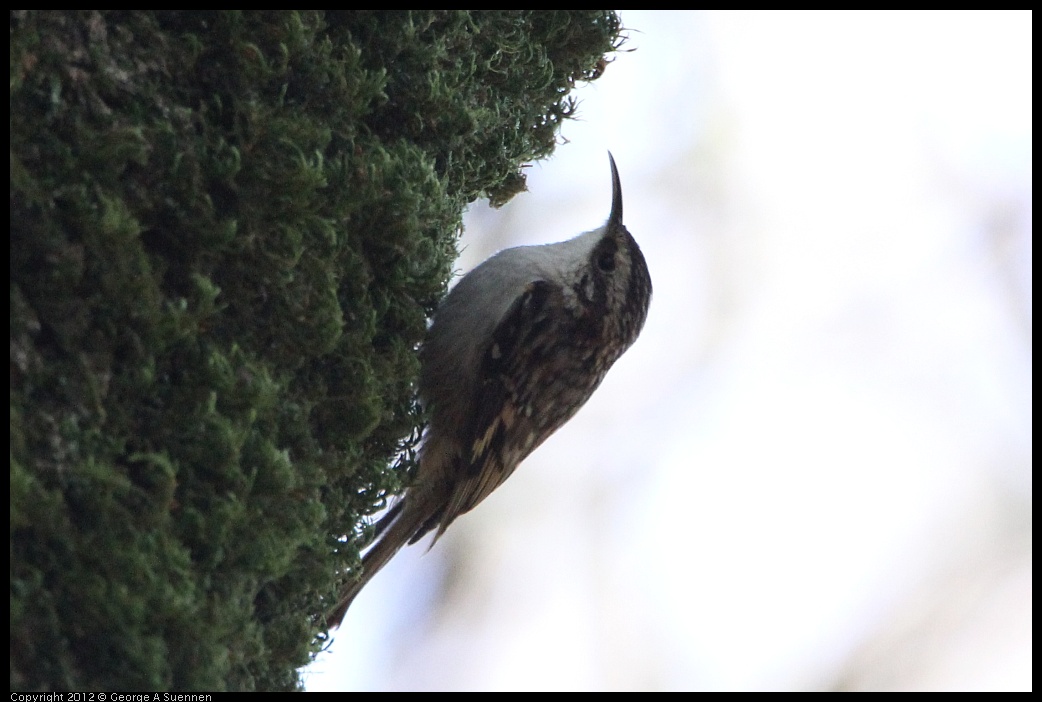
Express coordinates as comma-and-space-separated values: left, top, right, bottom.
329, 154, 651, 626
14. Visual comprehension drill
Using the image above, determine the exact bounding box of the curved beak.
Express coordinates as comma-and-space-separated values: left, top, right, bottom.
608, 152, 623, 229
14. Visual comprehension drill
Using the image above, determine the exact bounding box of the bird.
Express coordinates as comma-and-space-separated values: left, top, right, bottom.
329, 153, 652, 626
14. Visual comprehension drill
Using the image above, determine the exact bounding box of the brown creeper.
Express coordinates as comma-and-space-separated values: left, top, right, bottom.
329, 153, 652, 626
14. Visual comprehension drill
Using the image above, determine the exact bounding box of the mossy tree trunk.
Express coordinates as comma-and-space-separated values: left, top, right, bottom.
10, 10, 622, 691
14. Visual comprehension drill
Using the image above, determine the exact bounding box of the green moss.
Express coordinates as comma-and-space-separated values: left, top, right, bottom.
10, 10, 623, 691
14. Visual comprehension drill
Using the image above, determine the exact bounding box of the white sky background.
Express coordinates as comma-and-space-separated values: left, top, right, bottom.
306, 11, 1032, 691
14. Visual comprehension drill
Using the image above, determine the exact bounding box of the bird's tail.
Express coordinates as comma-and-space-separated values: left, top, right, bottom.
327, 496, 434, 627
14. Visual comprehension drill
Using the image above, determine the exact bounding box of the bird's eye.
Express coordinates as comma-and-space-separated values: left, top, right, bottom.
597, 251, 616, 272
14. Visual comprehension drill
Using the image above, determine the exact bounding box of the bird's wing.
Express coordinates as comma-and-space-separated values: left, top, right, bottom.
432, 279, 561, 540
